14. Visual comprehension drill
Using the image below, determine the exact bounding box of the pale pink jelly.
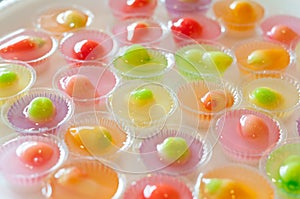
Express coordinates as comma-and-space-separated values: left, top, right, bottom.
0, 137, 61, 184
112, 19, 164, 46
109, 0, 158, 19
216, 109, 281, 161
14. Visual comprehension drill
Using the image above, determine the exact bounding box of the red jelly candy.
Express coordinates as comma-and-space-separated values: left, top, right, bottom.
16, 141, 54, 167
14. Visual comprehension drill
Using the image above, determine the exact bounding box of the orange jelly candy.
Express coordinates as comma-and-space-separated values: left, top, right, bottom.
16, 141, 54, 167
214, 0, 264, 31
200, 90, 234, 112
247, 48, 290, 70
229, 0, 256, 23
143, 184, 180, 199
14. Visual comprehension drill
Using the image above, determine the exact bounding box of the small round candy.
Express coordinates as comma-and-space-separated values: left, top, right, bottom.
213, 0, 264, 32
143, 184, 180, 199
247, 48, 290, 70
129, 88, 155, 106
0, 70, 18, 88
170, 17, 203, 39
267, 25, 299, 46
72, 39, 101, 60
238, 114, 269, 149
249, 87, 283, 109
26, 97, 56, 122
16, 141, 54, 167
229, 0, 256, 23
200, 90, 234, 112
239, 114, 269, 139
122, 44, 150, 66
279, 155, 300, 193
156, 137, 190, 164
56, 9, 88, 29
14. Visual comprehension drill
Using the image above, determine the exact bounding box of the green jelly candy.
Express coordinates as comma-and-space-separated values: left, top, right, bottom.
129, 88, 154, 106
27, 97, 55, 122
157, 137, 190, 163
250, 87, 282, 109
122, 44, 151, 66
0, 70, 18, 88
279, 155, 300, 193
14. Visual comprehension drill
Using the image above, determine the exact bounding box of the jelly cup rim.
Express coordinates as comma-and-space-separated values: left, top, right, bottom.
59, 28, 119, 64
177, 80, 242, 116
219, 18, 261, 27
52, 62, 119, 103
263, 33, 300, 51
210, 108, 287, 155
110, 46, 175, 79
108, 0, 158, 16
33, 4, 94, 37
0, 60, 36, 102
259, 14, 300, 36
0, 28, 58, 66
239, 71, 300, 116
165, 0, 212, 12
295, 112, 300, 137
0, 133, 68, 184
232, 38, 295, 74
109, 16, 170, 47
106, 79, 179, 127
1, 87, 75, 134
41, 156, 126, 199
58, 110, 133, 159
139, 124, 213, 175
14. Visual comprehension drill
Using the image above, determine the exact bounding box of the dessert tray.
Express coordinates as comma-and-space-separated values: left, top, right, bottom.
0, 0, 300, 198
